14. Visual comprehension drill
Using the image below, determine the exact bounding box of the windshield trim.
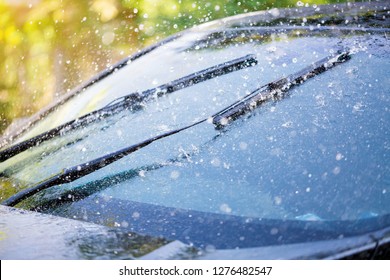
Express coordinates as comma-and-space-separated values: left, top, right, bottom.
45, 196, 390, 250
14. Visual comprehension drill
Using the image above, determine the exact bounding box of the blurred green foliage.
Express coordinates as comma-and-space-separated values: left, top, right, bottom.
0, 0, 352, 133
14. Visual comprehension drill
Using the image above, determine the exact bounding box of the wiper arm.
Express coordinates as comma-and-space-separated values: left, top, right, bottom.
0, 54, 257, 163
105, 54, 258, 111
213, 51, 350, 127
1, 118, 207, 207
1, 51, 350, 207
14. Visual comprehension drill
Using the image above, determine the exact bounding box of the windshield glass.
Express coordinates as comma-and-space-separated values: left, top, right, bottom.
1, 25, 389, 249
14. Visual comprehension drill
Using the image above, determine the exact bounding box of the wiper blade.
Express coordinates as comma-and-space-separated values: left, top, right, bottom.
1, 51, 350, 207
1, 119, 207, 207
0, 54, 257, 163
105, 54, 258, 110
213, 51, 350, 127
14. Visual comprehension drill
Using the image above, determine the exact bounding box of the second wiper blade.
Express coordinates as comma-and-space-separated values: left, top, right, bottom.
213, 51, 351, 127
0, 54, 257, 163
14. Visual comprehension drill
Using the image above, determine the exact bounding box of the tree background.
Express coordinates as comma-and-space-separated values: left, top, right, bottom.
0, 0, 352, 133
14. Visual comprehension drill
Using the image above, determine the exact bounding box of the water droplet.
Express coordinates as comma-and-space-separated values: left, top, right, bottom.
170, 170, 180, 179
220, 203, 232, 213
274, 196, 282, 205
269, 8, 280, 17
211, 158, 221, 167
239, 142, 248, 150
219, 117, 229, 126
336, 153, 344, 161
121, 221, 129, 228
102, 32, 115, 45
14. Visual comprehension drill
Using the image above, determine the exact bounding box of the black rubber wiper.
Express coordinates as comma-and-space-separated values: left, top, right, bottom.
1, 119, 207, 207
213, 50, 351, 127
1, 50, 350, 207
0, 54, 257, 163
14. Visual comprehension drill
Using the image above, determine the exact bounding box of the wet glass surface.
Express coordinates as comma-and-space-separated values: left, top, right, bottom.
1, 8, 389, 251
0, 205, 169, 259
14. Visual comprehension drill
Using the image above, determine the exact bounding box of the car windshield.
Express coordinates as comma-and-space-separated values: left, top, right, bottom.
0, 9, 389, 250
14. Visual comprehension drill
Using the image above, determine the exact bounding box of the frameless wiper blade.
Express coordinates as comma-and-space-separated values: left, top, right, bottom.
0, 54, 257, 163
1, 118, 208, 207
105, 54, 258, 111
1, 51, 351, 207
212, 51, 351, 127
